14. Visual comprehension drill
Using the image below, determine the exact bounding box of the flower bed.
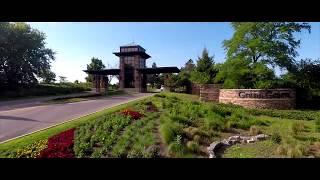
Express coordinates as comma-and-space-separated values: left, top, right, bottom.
121, 109, 144, 120
38, 128, 75, 158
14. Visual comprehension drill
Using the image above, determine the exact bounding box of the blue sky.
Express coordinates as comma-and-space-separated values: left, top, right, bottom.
28, 22, 320, 83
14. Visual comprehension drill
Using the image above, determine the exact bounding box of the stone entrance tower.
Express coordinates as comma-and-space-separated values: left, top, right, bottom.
113, 43, 151, 93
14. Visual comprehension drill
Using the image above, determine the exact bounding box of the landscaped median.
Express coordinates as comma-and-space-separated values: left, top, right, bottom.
0, 95, 151, 158
2, 92, 320, 158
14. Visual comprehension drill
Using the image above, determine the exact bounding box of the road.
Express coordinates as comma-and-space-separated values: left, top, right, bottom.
0, 93, 153, 142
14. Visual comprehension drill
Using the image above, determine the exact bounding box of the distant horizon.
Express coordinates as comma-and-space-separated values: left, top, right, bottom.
28, 22, 320, 84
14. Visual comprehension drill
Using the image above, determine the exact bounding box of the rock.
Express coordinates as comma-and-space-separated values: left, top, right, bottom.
207, 134, 270, 158
255, 134, 269, 140
207, 141, 225, 158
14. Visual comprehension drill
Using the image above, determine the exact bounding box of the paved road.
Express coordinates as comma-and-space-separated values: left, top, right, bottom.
0, 93, 153, 142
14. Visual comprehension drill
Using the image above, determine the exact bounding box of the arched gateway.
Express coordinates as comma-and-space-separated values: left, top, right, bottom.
84, 43, 180, 93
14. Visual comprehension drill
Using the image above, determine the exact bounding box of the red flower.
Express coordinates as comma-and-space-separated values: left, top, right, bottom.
38, 128, 75, 158
121, 109, 143, 120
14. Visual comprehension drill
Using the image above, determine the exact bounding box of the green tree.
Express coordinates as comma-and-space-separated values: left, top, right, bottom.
216, 22, 311, 89
0, 22, 55, 89
164, 73, 178, 92
42, 70, 56, 84
147, 62, 161, 88
190, 48, 217, 84
59, 76, 67, 83
85, 57, 105, 82
177, 59, 195, 93
183, 59, 196, 72
223, 22, 311, 71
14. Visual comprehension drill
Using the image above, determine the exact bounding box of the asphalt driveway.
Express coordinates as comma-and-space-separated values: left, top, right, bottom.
0, 93, 153, 142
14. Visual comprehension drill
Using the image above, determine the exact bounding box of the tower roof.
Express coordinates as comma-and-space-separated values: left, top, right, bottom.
122, 42, 138, 47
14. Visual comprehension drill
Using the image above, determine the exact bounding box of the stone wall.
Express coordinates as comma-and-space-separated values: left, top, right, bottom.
219, 89, 296, 109
191, 83, 200, 95
199, 84, 222, 102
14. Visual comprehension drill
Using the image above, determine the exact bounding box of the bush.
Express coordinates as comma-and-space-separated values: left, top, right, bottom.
292, 122, 305, 135
154, 94, 166, 98
249, 126, 261, 136
193, 135, 201, 143
168, 135, 185, 157
271, 132, 282, 144
315, 119, 320, 132
159, 123, 177, 144
170, 115, 192, 126
186, 141, 200, 153
204, 112, 224, 131
12, 140, 48, 158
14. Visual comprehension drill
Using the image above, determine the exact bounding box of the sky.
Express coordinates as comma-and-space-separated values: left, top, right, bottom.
28, 22, 320, 83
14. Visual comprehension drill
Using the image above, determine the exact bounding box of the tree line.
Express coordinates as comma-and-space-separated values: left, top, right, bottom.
164, 22, 320, 108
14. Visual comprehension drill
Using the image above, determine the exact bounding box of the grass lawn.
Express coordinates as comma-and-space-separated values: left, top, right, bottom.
2, 92, 320, 158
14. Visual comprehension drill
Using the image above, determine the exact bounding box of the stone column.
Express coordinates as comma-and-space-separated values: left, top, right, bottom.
100, 75, 106, 94
96, 75, 101, 93
119, 58, 125, 90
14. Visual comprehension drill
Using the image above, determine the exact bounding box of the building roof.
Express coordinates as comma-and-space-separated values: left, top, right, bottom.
122, 42, 138, 47
113, 51, 151, 59
137, 67, 180, 74
83, 69, 120, 75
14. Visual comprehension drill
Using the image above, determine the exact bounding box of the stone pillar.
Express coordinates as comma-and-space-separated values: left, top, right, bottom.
100, 75, 106, 94
95, 75, 101, 93
119, 58, 125, 90
105, 76, 109, 94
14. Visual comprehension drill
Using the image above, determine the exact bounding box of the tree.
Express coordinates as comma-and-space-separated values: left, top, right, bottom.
59, 76, 67, 83
147, 62, 161, 88
74, 80, 79, 84
85, 57, 105, 83
216, 22, 311, 89
176, 59, 195, 93
42, 70, 56, 84
0, 22, 55, 89
182, 59, 196, 72
164, 73, 178, 92
190, 48, 217, 84
223, 22, 311, 72
215, 58, 275, 89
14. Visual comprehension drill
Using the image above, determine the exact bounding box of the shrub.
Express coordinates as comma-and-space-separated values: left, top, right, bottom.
249, 125, 261, 136
287, 145, 304, 158
275, 145, 287, 156
183, 127, 199, 139
186, 141, 200, 153
39, 128, 75, 158
154, 93, 166, 98
204, 112, 224, 131
193, 135, 201, 143
271, 132, 282, 144
315, 119, 320, 132
168, 135, 185, 157
170, 115, 192, 126
12, 140, 48, 158
143, 145, 160, 158
292, 122, 305, 135
159, 123, 176, 144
